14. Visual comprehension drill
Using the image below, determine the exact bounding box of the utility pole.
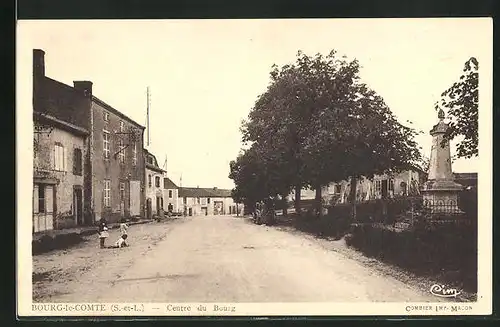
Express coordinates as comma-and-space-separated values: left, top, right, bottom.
146, 86, 150, 147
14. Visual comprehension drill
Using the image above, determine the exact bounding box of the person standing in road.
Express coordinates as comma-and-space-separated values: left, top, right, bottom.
97, 218, 109, 249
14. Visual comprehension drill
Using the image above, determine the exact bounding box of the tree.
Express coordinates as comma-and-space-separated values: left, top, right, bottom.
436, 57, 478, 159
233, 49, 422, 220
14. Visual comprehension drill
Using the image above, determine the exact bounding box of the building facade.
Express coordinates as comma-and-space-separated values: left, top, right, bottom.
33, 113, 88, 232
178, 187, 243, 216
33, 49, 146, 226
163, 177, 179, 214
144, 149, 166, 218
288, 167, 426, 206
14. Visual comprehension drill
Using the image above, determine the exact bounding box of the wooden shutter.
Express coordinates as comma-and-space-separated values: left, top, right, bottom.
33, 185, 39, 214
73, 149, 77, 174
45, 186, 54, 213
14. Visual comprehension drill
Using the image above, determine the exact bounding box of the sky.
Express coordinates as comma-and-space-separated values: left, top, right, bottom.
17, 19, 492, 189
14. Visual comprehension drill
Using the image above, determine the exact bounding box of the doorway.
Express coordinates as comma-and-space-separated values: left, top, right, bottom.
73, 187, 83, 225
146, 198, 152, 219
156, 196, 161, 216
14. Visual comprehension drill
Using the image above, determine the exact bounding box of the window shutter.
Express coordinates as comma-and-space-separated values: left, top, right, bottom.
54, 146, 58, 170
45, 186, 54, 213
33, 185, 39, 214
73, 149, 77, 174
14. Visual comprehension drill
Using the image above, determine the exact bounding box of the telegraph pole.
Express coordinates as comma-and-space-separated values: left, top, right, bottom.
146, 86, 150, 147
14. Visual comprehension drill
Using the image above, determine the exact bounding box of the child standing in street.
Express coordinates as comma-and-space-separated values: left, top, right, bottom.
119, 218, 129, 245
97, 218, 109, 249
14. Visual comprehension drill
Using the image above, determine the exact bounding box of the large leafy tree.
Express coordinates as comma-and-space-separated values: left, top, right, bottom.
232, 49, 422, 218
436, 57, 478, 159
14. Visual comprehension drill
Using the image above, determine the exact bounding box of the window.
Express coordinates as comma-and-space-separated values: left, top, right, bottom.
148, 175, 152, 188
38, 185, 45, 213
207, 198, 211, 204
334, 184, 341, 194
388, 179, 394, 192
201, 198, 207, 205
375, 180, 382, 193
104, 180, 111, 207
183, 197, 187, 204
103, 111, 109, 122
132, 143, 137, 166
73, 148, 82, 175
120, 182, 125, 201
155, 176, 160, 188
118, 139, 125, 163
54, 143, 66, 171
103, 131, 110, 159
119, 121, 124, 132
197, 197, 200, 204
169, 190, 173, 199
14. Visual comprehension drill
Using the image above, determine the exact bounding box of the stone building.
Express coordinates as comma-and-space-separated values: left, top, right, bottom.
33, 112, 88, 232
178, 187, 243, 216
144, 149, 166, 218
288, 166, 426, 206
163, 177, 179, 214
33, 49, 146, 226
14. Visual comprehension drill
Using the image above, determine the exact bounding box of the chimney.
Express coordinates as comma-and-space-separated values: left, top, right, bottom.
73, 81, 93, 97
33, 49, 45, 78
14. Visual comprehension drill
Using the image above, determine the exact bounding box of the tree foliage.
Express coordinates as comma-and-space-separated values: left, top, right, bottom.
230, 50, 422, 217
436, 57, 478, 159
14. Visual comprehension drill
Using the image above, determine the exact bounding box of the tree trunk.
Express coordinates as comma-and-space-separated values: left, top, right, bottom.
294, 185, 302, 214
315, 184, 322, 218
349, 176, 358, 221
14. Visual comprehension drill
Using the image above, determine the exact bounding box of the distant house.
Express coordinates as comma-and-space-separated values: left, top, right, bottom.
144, 149, 167, 218
178, 187, 243, 216
163, 177, 179, 214
288, 166, 427, 206
453, 172, 477, 189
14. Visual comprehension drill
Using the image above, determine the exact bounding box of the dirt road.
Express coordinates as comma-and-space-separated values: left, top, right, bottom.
33, 215, 437, 302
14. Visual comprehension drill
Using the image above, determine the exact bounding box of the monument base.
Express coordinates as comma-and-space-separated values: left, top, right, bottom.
422, 179, 464, 214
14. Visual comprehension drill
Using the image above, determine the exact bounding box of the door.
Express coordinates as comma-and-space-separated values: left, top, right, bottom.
156, 196, 161, 216
188, 208, 192, 216
74, 188, 83, 225
129, 180, 140, 216
146, 198, 152, 219
381, 179, 388, 198
33, 184, 54, 232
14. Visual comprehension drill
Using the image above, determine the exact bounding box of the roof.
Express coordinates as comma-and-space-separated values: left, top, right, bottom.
178, 187, 232, 198
146, 163, 165, 174
36, 76, 144, 130
163, 177, 178, 189
34, 112, 89, 137
143, 149, 165, 173
453, 172, 478, 180
92, 96, 145, 129
453, 172, 478, 187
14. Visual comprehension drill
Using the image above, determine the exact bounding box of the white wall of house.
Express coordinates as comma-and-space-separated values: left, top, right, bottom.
145, 168, 165, 216
179, 196, 243, 216
287, 169, 423, 206
163, 187, 179, 213
33, 126, 86, 232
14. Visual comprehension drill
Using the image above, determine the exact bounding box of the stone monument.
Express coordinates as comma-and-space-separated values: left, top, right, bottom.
422, 109, 464, 214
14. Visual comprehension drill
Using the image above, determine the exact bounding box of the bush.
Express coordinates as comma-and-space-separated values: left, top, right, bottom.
32, 232, 85, 255
346, 223, 477, 293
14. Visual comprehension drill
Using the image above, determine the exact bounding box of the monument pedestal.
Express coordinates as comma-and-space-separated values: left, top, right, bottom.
422, 180, 463, 214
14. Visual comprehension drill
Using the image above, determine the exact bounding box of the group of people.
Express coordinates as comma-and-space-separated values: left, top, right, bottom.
97, 218, 129, 249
